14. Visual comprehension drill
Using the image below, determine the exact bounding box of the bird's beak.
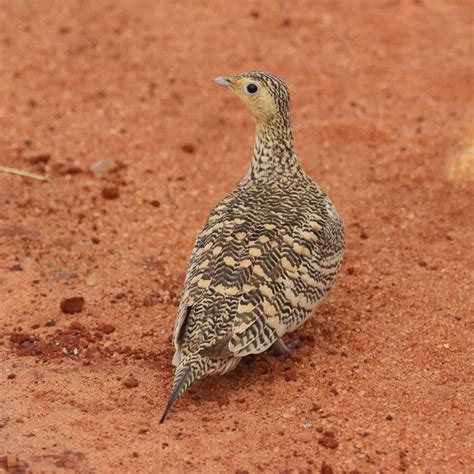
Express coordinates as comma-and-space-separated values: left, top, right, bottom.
213, 76, 231, 86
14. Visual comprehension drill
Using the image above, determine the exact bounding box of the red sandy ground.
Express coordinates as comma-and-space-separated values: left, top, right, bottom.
0, 1, 473, 472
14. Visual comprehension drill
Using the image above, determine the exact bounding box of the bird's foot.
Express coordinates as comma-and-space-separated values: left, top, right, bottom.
286, 338, 302, 351
271, 338, 302, 356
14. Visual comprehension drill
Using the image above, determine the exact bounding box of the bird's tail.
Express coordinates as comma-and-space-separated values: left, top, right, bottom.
159, 356, 205, 424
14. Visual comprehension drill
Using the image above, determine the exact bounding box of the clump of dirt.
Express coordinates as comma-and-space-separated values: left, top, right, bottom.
7, 321, 117, 362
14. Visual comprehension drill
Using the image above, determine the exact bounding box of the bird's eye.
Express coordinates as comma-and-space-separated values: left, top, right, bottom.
245, 83, 259, 95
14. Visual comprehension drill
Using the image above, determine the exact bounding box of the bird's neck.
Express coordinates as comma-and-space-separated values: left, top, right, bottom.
250, 114, 300, 177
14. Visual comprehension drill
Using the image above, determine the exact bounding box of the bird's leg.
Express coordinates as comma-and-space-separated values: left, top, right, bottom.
271, 338, 302, 356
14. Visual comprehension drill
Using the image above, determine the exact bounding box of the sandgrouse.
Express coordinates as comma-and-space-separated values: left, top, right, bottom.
160, 71, 345, 423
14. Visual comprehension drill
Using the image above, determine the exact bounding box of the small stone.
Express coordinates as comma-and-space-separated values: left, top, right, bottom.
90, 159, 120, 174
27, 154, 50, 165
386, 414, 393, 421
181, 143, 196, 154
102, 186, 120, 199
9, 264, 23, 272
9, 333, 31, 344
60, 296, 84, 314
149, 199, 161, 208
7, 374, 16, 380
319, 435, 339, 449
98, 323, 116, 334
123, 374, 139, 388
321, 461, 334, 474
132, 452, 139, 458
60, 165, 83, 175
284, 369, 298, 382
45, 319, 56, 327
445, 128, 474, 181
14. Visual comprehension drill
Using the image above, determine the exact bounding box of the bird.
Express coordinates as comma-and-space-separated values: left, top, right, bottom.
159, 71, 345, 423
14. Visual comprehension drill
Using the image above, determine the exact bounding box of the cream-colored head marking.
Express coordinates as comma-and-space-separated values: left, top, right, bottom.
214, 71, 290, 128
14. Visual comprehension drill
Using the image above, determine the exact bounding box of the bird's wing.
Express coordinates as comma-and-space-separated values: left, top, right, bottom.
174, 185, 342, 359
225, 208, 334, 357
172, 194, 240, 349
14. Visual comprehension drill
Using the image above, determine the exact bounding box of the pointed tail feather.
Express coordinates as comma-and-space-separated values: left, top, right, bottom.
160, 359, 202, 424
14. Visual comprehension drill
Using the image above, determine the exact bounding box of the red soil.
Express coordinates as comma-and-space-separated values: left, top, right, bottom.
0, 1, 473, 472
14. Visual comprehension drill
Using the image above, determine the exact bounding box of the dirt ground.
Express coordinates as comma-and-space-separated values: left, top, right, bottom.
0, 0, 473, 472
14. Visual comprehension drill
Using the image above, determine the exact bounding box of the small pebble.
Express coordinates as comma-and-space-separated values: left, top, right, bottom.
181, 143, 195, 154
319, 435, 339, 449
284, 369, 298, 382
27, 154, 50, 165
101, 186, 120, 199
321, 461, 334, 474
98, 323, 116, 334
90, 159, 120, 174
9, 333, 31, 344
85, 276, 97, 287
123, 375, 139, 388
60, 296, 85, 314
9, 264, 23, 272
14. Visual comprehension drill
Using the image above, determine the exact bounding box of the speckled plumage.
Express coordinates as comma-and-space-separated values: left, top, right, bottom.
160, 71, 344, 423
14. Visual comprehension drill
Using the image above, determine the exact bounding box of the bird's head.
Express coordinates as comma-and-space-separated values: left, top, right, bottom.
214, 71, 290, 128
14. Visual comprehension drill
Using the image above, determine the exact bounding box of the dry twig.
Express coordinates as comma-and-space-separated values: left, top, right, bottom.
0, 165, 49, 182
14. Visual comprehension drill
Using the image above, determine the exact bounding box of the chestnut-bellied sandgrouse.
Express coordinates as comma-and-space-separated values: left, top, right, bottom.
160, 71, 345, 423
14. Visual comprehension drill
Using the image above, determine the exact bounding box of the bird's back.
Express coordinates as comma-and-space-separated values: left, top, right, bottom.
173, 170, 344, 366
